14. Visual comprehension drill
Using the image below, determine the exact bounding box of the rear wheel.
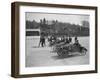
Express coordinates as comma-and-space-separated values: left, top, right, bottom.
62, 50, 69, 57
57, 51, 62, 56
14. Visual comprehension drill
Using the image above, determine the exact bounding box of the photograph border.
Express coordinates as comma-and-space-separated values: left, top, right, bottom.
11, 2, 98, 78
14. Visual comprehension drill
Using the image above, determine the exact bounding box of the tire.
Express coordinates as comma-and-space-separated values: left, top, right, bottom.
81, 48, 87, 55
62, 50, 69, 57
57, 51, 62, 56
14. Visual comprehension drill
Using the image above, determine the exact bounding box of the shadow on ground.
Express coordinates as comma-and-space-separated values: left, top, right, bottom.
51, 54, 81, 60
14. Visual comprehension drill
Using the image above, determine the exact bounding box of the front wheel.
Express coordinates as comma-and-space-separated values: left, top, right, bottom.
81, 48, 87, 55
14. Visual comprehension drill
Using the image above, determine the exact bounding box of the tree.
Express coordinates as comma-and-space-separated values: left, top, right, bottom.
81, 21, 89, 27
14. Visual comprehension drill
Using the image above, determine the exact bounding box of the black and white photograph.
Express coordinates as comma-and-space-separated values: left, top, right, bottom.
25, 12, 90, 67
11, 2, 97, 77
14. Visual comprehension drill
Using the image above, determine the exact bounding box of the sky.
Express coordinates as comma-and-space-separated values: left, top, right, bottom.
26, 12, 89, 26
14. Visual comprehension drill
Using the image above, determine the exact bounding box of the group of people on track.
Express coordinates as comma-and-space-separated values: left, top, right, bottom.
38, 32, 80, 47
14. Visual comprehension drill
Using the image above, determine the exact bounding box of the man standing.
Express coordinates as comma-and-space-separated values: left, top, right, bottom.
38, 33, 45, 47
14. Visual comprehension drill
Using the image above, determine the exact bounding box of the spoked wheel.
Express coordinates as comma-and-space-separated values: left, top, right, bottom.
56, 48, 63, 56
57, 50, 69, 57
62, 50, 69, 57
81, 48, 87, 55
57, 51, 62, 56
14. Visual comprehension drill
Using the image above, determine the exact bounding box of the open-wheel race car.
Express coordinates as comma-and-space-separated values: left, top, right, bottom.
54, 43, 87, 57
52, 41, 65, 52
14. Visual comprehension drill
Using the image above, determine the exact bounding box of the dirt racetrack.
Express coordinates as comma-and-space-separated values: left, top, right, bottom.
25, 37, 89, 67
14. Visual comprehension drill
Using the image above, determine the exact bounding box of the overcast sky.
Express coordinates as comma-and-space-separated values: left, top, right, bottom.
26, 12, 89, 25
